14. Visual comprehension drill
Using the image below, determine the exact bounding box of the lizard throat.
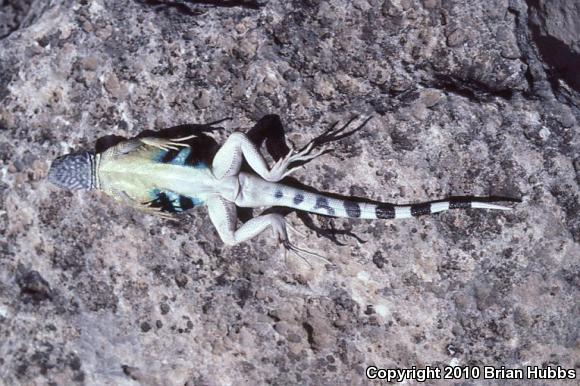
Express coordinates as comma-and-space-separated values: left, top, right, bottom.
93, 153, 101, 190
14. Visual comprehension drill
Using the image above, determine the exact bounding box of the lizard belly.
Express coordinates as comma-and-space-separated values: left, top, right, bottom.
99, 159, 238, 203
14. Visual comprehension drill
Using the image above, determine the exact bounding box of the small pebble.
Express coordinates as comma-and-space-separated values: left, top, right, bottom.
446, 29, 466, 47
104, 72, 121, 98
140, 322, 151, 333
423, 0, 439, 9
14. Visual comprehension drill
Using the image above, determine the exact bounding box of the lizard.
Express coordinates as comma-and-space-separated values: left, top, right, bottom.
47, 115, 512, 260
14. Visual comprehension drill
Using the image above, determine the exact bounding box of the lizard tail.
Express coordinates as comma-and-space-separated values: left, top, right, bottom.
265, 183, 512, 219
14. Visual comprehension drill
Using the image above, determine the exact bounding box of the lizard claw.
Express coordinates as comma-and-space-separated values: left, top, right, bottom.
308, 116, 372, 148
286, 222, 306, 238
169, 134, 197, 142
288, 116, 370, 165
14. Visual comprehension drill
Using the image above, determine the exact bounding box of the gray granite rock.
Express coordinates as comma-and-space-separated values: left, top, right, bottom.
0, 0, 578, 385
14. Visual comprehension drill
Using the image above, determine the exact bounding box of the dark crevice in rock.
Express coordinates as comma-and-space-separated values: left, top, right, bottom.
135, 0, 265, 15
0, 0, 34, 39
549, 185, 580, 243
121, 365, 140, 381
0, 59, 17, 102
526, 0, 580, 93
16, 267, 52, 303
510, 0, 580, 107
507, 2, 539, 97
423, 75, 515, 103
184, 0, 265, 8
302, 321, 316, 350
530, 30, 580, 94
0, 0, 54, 40
135, 0, 204, 16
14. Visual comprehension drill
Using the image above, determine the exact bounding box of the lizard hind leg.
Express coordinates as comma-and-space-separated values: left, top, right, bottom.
211, 132, 326, 182
206, 196, 330, 266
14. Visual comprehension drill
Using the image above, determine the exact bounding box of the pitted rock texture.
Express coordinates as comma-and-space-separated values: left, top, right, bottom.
0, 1, 578, 385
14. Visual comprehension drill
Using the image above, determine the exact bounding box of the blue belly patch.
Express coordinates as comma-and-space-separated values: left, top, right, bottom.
148, 188, 203, 213
170, 148, 191, 165
155, 147, 207, 169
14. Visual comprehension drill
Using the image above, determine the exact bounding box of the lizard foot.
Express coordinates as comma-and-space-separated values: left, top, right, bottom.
283, 116, 372, 169
140, 203, 178, 220
113, 189, 177, 221
140, 135, 196, 151
282, 240, 332, 267
307, 115, 372, 148
269, 215, 331, 267
265, 142, 326, 181
282, 223, 332, 267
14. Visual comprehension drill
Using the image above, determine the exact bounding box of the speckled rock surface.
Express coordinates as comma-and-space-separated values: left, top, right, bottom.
0, 1, 578, 385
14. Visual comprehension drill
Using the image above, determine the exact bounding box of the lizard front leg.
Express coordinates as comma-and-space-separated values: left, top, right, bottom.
211, 132, 324, 182
100, 135, 196, 160
139, 135, 196, 151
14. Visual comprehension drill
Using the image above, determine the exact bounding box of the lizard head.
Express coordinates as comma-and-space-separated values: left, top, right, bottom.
48, 151, 95, 190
